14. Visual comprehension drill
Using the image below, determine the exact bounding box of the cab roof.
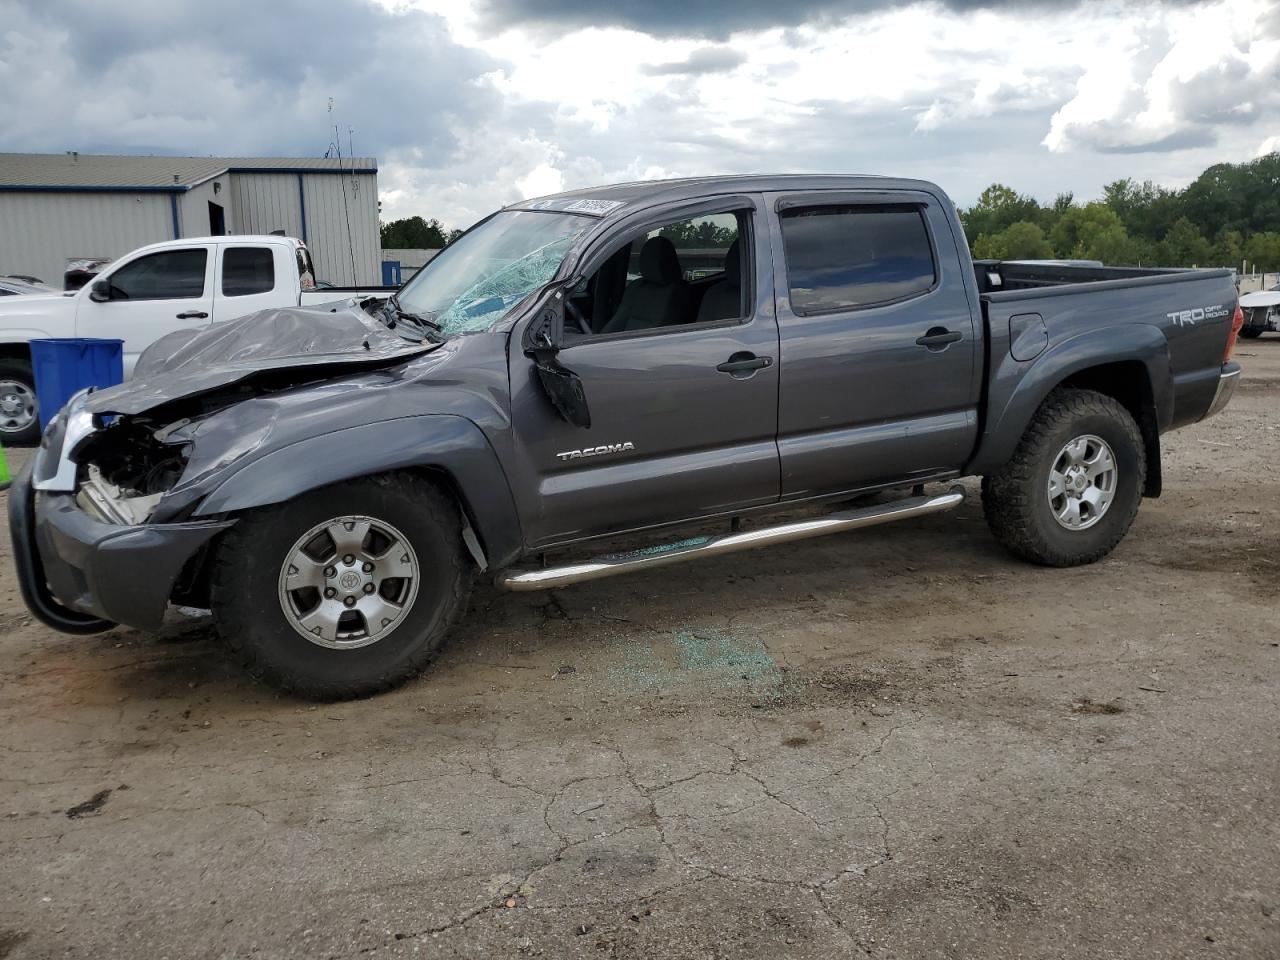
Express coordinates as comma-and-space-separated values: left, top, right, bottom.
507, 174, 947, 219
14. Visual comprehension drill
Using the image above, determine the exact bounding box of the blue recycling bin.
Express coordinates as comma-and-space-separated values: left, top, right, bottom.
30, 338, 124, 429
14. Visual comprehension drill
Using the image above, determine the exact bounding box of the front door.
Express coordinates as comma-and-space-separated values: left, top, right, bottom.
76, 244, 215, 375
508, 201, 781, 548
767, 192, 980, 497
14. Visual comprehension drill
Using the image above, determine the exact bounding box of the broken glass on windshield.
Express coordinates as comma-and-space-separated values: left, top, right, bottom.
394, 210, 589, 337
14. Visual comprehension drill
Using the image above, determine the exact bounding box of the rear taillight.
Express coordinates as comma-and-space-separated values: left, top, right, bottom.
1224, 304, 1244, 362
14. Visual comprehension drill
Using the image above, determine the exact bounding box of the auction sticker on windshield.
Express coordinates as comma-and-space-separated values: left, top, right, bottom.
521, 197, 624, 216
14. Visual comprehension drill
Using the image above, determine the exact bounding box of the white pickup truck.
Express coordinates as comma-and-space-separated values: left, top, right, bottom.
0, 234, 392, 442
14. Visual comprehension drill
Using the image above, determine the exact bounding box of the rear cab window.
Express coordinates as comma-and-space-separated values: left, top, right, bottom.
222, 247, 276, 297
780, 204, 936, 314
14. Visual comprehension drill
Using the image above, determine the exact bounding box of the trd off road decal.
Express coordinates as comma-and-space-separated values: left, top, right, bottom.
1167, 304, 1229, 327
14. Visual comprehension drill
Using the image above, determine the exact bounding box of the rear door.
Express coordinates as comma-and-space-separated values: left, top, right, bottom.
212, 243, 292, 321
767, 191, 980, 497
75, 245, 215, 375
508, 198, 781, 548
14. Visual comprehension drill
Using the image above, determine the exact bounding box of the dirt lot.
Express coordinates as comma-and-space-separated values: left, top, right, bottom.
2, 344, 1278, 960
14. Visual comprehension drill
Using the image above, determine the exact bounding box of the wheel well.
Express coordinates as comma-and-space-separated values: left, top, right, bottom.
0, 343, 32, 365
403, 466, 491, 570
1058, 361, 1161, 497
171, 465, 492, 609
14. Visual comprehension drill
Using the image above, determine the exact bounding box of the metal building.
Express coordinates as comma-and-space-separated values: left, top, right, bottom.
0, 153, 381, 287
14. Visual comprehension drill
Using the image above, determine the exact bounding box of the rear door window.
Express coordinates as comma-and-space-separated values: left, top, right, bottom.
222, 247, 276, 297
780, 205, 935, 314
105, 249, 208, 300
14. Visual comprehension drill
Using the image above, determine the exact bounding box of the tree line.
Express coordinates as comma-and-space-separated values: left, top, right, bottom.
379, 216, 464, 249
961, 152, 1280, 270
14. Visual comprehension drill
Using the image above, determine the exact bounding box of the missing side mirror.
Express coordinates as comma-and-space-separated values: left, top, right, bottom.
526, 300, 590, 428
535, 361, 591, 429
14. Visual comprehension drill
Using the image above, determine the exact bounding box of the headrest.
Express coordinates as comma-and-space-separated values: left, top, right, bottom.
723, 237, 741, 286
639, 236, 681, 284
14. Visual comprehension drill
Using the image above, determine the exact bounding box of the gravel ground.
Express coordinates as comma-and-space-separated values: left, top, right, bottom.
1, 344, 1278, 959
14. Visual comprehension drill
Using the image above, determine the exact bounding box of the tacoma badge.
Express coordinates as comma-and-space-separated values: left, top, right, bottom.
556, 442, 636, 462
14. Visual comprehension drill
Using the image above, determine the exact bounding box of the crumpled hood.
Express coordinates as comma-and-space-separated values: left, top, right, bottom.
84, 300, 436, 416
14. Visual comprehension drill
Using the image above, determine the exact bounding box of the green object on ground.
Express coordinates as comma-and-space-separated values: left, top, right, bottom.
0, 440, 10, 491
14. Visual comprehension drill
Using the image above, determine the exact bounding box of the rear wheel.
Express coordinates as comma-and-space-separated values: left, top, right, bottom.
0, 359, 40, 445
211, 474, 472, 699
983, 388, 1145, 567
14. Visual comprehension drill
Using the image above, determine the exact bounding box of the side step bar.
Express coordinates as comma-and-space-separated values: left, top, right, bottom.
499, 485, 966, 592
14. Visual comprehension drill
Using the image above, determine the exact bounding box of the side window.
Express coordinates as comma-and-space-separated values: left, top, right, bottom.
106, 249, 207, 301
222, 247, 276, 297
578, 210, 750, 336
780, 205, 935, 314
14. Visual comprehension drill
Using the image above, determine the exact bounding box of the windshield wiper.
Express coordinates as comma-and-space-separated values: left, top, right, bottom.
381, 297, 444, 343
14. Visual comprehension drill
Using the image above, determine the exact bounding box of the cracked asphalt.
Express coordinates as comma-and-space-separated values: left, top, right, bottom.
2, 344, 1279, 959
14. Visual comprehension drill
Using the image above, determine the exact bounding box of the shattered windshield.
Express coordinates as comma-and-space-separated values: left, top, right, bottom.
393, 210, 589, 337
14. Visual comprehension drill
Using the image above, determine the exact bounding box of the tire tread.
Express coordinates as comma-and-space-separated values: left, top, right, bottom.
982, 388, 1145, 567
211, 473, 472, 700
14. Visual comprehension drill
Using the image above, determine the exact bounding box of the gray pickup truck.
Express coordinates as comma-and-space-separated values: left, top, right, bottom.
9, 175, 1244, 698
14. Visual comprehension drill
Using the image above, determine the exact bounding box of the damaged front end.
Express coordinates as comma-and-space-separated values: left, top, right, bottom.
7, 390, 235, 634
71, 416, 188, 525
10, 300, 444, 636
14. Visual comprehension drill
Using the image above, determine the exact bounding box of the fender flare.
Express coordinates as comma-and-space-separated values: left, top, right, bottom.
967, 324, 1171, 475
193, 415, 524, 568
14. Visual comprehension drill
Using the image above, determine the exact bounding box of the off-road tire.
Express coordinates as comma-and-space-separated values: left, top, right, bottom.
0, 358, 40, 445
982, 388, 1145, 567
211, 474, 472, 699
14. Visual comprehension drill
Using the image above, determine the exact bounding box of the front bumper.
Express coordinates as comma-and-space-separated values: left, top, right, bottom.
1202, 362, 1241, 422
8, 459, 233, 634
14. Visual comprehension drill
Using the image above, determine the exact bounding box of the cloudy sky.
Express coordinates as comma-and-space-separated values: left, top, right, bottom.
2, 0, 1277, 227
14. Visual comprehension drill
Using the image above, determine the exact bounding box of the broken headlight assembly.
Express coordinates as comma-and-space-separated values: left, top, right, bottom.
72, 418, 190, 525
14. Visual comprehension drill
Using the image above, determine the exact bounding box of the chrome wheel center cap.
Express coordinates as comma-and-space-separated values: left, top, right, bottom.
1, 394, 21, 414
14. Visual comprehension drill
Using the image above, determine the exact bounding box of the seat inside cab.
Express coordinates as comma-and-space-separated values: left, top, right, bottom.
573, 211, 748, 335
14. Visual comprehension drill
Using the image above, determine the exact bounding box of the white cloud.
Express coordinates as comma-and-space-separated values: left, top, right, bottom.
6, 0, 1278, 231
515, 161, 566, 199
1044, 0, 1280, 154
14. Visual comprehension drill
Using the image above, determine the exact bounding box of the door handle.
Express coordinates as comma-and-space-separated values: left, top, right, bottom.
716, 352, 773, 376
176, 311, 209, 320
915, 327, 962, 351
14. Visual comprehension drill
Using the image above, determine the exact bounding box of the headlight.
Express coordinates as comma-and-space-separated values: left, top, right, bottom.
33, 390, 96, 493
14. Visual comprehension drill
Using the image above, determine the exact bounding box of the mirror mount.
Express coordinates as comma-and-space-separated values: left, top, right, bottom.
88, 279, 111, 303
523, 295, 564, 359
524, 295, 590, 429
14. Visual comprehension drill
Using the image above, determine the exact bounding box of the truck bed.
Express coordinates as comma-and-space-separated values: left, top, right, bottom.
969, 259, 1240, 476
972, 259, 1217, 295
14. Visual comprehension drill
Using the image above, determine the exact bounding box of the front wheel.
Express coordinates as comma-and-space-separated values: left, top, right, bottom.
211, 474, 473, 699
0, 359, 40, 445
983, 388, 1145, 567
1239, 327, 1264, 340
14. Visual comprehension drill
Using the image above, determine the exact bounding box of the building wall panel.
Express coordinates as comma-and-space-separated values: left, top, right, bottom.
0, 192, 172, 288
227, 173, 302, 239
179, 178, 233, 237
302, 172, 380, 286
